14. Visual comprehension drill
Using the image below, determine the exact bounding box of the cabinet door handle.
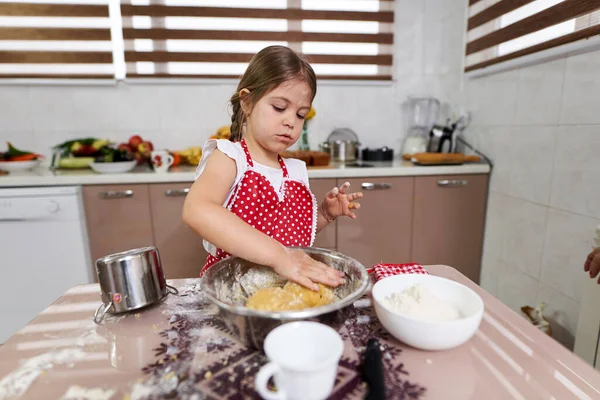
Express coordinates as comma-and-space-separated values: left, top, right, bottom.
165, 188, 190, 197
98, 190, 134, 199
361, 182, 392, 191
437, 179, 468, 187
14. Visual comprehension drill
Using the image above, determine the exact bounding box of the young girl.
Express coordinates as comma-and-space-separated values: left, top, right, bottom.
182, 45, 363, 291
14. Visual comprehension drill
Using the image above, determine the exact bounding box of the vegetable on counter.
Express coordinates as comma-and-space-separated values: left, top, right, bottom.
0, 142, 43, 162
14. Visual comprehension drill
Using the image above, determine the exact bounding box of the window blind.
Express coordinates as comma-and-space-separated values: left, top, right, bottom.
465, 0, 600, 73
0, 0, 115, 79
120, 0, 395, 80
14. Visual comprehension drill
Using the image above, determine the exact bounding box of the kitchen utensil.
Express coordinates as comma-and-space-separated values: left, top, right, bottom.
320, 128, 360, 162
255, 321, 343, 400
90, 160, 136, 174
362, 338, 386, 400
405, 152, 481, 165
362, 147, 394, 162
200, 246, 369, 349
372, 274, 484, 351
93, 246, 178, 324
0, 159, 41, 172
402, 97, 440, 156
151, 150, 174, 173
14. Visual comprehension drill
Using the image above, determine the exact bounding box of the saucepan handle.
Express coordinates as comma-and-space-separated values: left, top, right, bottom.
166, 284, 179, 295
93, 301, 113, 325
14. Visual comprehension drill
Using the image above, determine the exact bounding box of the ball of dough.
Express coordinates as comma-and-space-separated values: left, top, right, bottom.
282, 282, 335, 308
246, 287, 308, 312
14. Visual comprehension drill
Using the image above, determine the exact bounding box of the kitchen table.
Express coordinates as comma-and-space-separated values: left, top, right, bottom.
1, 265, 599, 400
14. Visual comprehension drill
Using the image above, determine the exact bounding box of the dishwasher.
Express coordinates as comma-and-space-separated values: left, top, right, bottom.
0, 186, 93, 343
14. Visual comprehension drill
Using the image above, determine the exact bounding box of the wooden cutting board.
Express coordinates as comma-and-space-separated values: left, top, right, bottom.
403, 153, 481, 165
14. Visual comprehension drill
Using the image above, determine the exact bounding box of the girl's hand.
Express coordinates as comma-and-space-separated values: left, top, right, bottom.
272, 248, 345, 291
585, 247, 600, 282
321, 181, 363, 221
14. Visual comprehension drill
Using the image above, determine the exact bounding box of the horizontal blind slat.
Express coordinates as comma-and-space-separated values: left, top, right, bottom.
466, 0, 600, 55
125, 73, 392, 80
468, 0, 536, 31
122, 28, 393, 44
0, 51, 113, 63
465, 23, 600, 72
124, 51, 392, 65
0, 3, 109, 17
0, 27, 111, 40
120, 5, 394, 23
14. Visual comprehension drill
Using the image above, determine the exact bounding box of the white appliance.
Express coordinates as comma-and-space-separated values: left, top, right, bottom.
0, 186, 93, 343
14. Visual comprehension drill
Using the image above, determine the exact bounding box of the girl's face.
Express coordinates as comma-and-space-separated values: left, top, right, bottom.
244, 79, 312, 154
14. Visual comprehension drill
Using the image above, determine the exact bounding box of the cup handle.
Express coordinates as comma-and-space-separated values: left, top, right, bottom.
167, 154, 174, 167
255, 362, 286, 400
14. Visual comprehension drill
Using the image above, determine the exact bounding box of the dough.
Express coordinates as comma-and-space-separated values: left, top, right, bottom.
282, 282, 335, 308
245, 282, 335, 311
245, 287, 307, 311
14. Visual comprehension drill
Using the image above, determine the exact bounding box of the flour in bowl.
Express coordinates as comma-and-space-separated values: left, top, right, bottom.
384, 283, 461, 321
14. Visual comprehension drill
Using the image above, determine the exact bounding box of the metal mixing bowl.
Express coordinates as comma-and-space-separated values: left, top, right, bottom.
200, 247, 370, 349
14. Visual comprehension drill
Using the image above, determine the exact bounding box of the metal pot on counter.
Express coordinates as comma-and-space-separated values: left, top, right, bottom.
93, 246, 178, 324
200, 247, 370, 349
320, 128, 361, 162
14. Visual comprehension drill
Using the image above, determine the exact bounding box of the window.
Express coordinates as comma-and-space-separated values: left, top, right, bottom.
465, 0, 600, 73
0, 0, 395, 80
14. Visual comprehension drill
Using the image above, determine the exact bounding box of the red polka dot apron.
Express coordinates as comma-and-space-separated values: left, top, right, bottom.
199, 139, 317, 277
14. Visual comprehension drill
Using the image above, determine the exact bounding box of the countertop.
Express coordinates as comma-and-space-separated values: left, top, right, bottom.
0, 265, 597, 400
0, 160, 491, 188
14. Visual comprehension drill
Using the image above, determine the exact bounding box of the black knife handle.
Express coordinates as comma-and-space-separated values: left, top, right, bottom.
362, 338, 386, 400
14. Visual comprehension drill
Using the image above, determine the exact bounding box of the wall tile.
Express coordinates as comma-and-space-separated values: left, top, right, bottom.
508, 126, 557, 204
560, 51, 600, 125
496, 262, 539, 313
541, 208, 599, 302
0, 87, 33, 132
515, 59, 566, 126
551, 125, 600, 219
501, 197, 548, 279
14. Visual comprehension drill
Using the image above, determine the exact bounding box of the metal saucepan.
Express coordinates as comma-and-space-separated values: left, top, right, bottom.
320, 128, 361, 162
93, 246, 178, 324
200, 247, 370, 349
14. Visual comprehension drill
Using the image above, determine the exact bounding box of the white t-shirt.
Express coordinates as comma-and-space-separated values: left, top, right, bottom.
194, 139, 311, 255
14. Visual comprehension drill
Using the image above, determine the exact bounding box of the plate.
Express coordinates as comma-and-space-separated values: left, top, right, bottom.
0, 159, 42, 172
90, 161, 136, 174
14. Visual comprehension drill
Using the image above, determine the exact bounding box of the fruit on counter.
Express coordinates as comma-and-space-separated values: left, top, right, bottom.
58, 157, 95, 169
94, 146, 135, 163
169, 152, 181, 167
177, 146, 202, 165
128, 135, 143, 150
210, 125, 231, 140
117, 134, 154, 165
0, 142, 43, 161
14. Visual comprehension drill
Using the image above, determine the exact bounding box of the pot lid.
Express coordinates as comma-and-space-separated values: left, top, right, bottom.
327, 127, 359, 143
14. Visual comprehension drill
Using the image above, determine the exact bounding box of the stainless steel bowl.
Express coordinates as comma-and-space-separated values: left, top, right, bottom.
200, 247, 370, 349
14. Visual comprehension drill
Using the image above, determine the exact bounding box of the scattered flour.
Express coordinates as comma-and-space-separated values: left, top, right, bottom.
61, 386, 115, 400
0, 348, 86, 399
384, 284, 461, 321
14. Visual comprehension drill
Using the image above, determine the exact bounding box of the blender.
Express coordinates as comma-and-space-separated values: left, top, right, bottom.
401, 97, 440, 156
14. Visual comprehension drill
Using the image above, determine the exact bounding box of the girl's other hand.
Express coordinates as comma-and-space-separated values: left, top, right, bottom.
321, 181, 363, 221
272, 248, 345, 291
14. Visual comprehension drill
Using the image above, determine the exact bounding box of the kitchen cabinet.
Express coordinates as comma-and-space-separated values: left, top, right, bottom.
411, 174, 488, 283
149, 184, 207, 279
82, 184, 155, 265
337, 177, 414, 268
309, 178, 337, 250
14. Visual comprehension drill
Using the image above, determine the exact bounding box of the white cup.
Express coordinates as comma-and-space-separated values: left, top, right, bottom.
151, 150, 174, 173
255, 321, 343, 400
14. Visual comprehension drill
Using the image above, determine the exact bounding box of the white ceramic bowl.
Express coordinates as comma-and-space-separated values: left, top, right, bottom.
90, 160, 136, 174
0, 159, 42, 172
372, 274, 484, 351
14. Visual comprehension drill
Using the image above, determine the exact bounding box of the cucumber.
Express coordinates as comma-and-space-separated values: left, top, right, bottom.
58, 157, 95, 169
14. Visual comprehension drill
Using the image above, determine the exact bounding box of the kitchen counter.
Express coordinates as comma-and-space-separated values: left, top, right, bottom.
0, 160, 490, 188
0, 265, 598, 400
